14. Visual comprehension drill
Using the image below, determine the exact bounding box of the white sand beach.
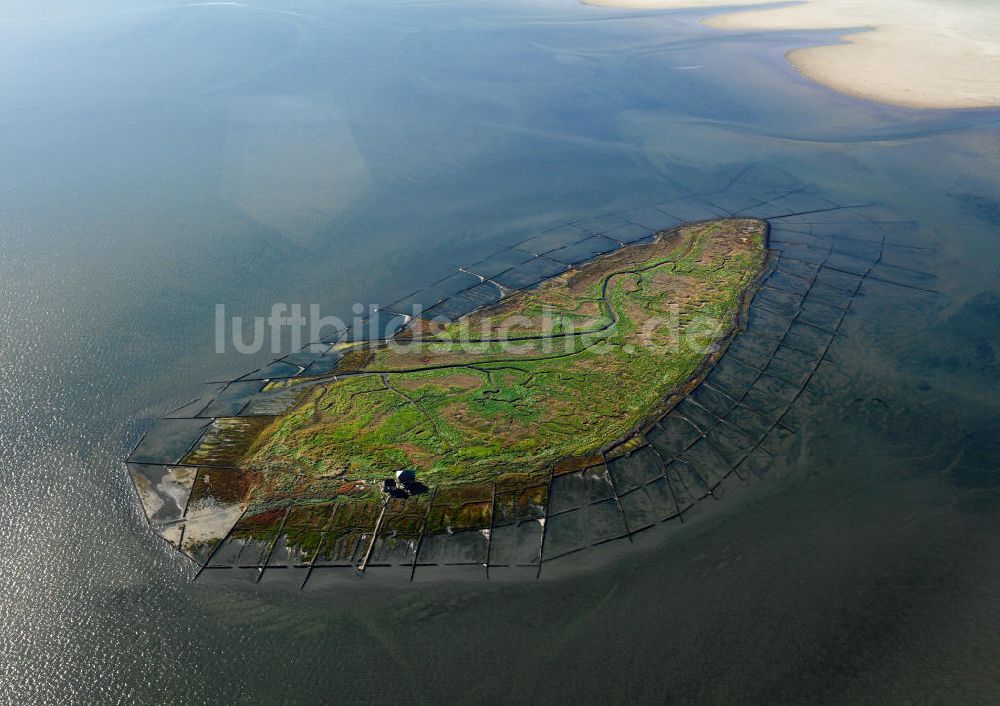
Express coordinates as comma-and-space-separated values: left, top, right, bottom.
583, 0, 1000, 109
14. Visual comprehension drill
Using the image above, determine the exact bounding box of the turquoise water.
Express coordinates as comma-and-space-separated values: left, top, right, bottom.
0, 0, 998, 701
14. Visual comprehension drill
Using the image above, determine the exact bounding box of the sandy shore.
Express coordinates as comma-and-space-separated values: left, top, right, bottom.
582, 0, 1000, 109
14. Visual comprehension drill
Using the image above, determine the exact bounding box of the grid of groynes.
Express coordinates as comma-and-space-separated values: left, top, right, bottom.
126, 167, 941, 585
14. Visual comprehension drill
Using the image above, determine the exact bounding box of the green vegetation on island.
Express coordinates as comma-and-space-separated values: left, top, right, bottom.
169, 218, 767, 560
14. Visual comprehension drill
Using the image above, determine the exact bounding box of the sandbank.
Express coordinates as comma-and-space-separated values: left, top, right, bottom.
583, 0, 1000, 109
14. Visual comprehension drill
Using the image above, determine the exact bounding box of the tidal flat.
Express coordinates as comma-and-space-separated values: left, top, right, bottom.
1, 0, 998, 701
584, 0, 1000, 108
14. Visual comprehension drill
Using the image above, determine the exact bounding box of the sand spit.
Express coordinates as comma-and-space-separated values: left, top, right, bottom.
582, 0, 1000, 109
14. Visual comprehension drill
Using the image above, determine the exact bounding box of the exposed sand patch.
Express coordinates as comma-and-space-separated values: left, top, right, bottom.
582, 0, 1000, 109
584, 0, 762, 7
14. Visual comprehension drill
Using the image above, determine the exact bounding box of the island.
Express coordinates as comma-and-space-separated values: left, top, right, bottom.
136, 218, 769, 571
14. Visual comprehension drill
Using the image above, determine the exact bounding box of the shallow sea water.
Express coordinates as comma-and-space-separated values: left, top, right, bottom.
0, 0, 998, 702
